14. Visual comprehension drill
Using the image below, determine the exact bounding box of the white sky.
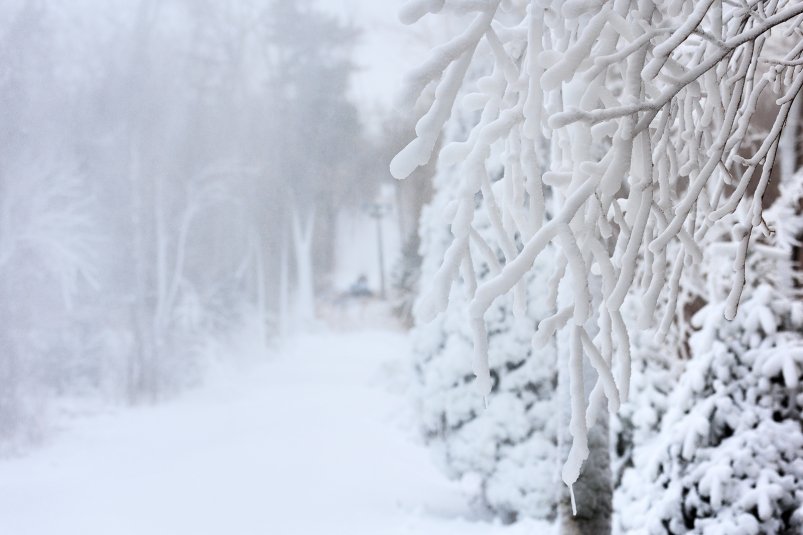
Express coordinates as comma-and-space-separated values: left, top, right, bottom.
321, 0, 431, 123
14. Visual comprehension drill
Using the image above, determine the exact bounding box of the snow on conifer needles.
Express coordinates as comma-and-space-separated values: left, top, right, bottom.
393, 0, 803, 499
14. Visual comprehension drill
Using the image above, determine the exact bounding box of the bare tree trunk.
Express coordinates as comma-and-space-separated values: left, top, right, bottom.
278, 228, 290, 338
128, 139, 152, 404
125, 0, 160, 404
254, 231, 268, 346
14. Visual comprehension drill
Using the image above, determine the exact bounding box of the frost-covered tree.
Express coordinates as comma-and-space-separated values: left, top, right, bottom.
0, 2, 102, 446
0, 160, 98, 448
618, 176, 803, 533
264, 0, 371, 284
393, 0, 803, 521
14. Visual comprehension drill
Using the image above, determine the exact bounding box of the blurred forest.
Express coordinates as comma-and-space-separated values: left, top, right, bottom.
0, 0, 404, 449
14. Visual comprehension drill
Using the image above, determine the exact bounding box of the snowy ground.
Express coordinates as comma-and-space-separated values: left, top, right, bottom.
0, 328, 551, 535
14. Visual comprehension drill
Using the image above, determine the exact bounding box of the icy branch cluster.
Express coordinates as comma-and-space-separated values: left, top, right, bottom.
393, 0, 803, 495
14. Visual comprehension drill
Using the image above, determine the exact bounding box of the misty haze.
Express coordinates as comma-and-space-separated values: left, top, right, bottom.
3, 1, 803, 534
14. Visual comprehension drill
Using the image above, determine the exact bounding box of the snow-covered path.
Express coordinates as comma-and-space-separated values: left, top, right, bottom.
0, 329, 549, 535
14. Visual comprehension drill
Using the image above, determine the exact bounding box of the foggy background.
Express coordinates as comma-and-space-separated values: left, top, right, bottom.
0, 2, 519, 534
0, 0, 427, 442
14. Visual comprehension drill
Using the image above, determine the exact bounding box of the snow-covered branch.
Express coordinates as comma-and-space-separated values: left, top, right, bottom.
394, 0, 803, 499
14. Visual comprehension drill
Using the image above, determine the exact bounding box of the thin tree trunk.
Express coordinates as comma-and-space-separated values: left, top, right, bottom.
128, 139, 151, 404
126, 0, 159, 404
278, 228, 290, 338
254, 230, 268, 346
291, 207, 316, 325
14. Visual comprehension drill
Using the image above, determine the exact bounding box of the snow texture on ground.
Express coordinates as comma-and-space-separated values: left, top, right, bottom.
0, 329, 552, 535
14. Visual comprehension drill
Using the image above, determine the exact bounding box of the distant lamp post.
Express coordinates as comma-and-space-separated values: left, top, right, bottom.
366, 195, 392, 300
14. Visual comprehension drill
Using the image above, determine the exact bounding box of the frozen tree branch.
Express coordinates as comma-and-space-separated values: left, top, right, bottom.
394, 0, 803, 504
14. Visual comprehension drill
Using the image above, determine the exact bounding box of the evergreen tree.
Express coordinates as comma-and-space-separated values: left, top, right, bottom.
618, 176, 803, 533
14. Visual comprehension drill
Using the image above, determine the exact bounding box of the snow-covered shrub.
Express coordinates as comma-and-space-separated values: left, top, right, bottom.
618, 177, 803, 534
613, 308, 685, 479
613, 306, 685, 533
414, 207, 558, 522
